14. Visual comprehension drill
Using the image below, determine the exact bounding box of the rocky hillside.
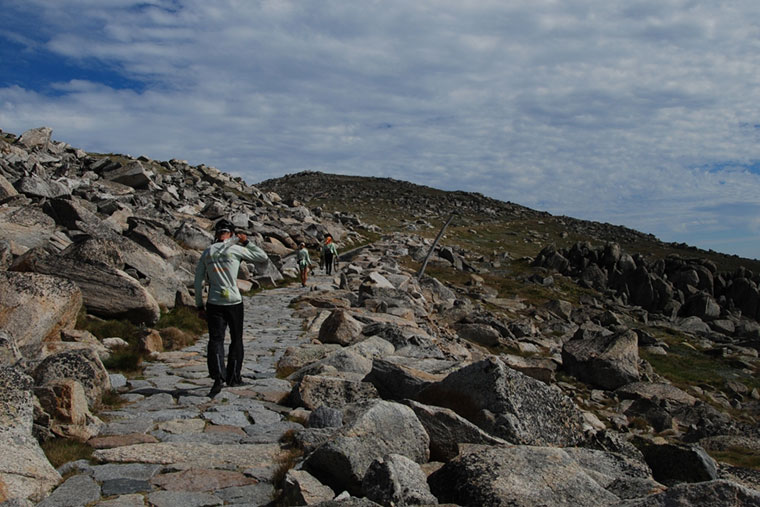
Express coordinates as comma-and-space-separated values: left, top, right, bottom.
1, 127, 759, 505
259, 170, 760, 275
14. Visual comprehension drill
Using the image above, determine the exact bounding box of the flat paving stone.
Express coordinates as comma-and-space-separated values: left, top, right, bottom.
146, 490, 222, 507
95, 493, 147, 506
93, 442, 281, 468
37, 474, 101, 507
100, 478, 152, 496
215, 483, 276, 505
89, 463, 163, 482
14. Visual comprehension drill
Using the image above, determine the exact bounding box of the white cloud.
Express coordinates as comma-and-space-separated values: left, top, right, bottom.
2, 0, 760, 258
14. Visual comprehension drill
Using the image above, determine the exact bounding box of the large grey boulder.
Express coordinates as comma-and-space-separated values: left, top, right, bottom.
291, 375, 379, 410
0, 206, 57, 252
0, 272, 82, 359
14, 171, 71, 199
303, 400, 429, 495
97, 234, 187, 309
11, 247, 160, 325
0, 366, 61, 503
17, 126, 52, 149
280, 469, 335, 506
174, 221, 214, 250
634, 440, 719, 486
101, 160, 154, 189
617, 479, 760, 506
32, 348, 111, 410
416, 357, 586, 446
428, 445, 620, 506
361, 454, 438, 506
42, 197, 105, 231
562, 328, 640, 390
319, 310, 365, 346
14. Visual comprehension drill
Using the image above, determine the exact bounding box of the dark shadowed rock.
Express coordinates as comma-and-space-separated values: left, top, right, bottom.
405, 399, 509, 461
101, 160, 154, 189
634, 439, 719, 486
428, 445, 620, 507
416, 357, 586, 446
363, 358, 440, 401
616, 479, 760, 506
361, 454, 438, 506
303, 400, 429, 495
562, 328, 640, 390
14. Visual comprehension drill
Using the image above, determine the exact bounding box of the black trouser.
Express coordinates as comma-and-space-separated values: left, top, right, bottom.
206, 302, 244, 383
324, 252, 335, 274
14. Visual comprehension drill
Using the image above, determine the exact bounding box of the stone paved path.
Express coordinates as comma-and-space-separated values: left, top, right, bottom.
40, 274, 334, 507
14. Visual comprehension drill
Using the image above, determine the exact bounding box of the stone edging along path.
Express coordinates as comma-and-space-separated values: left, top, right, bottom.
41, 274, 334, 507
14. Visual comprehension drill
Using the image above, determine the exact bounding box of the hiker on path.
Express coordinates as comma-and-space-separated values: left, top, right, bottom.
194, 219, 269, 398
320, 234, 339, 275
297, 242, 313, 287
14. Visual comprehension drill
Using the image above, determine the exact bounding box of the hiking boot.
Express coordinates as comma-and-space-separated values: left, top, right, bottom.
208, 379, 223, 398
227, 376, 244, 387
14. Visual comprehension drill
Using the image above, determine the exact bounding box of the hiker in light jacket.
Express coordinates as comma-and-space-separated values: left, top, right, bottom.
297, 242, 312, 287
195, 219, 268, 398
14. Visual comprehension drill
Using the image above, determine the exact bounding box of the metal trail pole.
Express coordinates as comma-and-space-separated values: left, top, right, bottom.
417, 213, 455, 281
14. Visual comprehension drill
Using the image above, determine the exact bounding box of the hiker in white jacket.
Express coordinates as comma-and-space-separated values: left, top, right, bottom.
194, 219, 268, 397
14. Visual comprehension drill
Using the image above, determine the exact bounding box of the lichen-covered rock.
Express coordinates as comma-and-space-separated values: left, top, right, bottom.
303, 400, 429, 495
32, 349, 111, 410
361, 454, 438, 506
616, 479, 760, 506
0, 366, 61, 503
0, 271, 82, 359
428, 445, 620, 506
416, 356, 586, 446
562, 328, 640, 390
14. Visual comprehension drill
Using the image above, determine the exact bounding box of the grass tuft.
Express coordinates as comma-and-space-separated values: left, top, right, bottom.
41, 438, 94, 469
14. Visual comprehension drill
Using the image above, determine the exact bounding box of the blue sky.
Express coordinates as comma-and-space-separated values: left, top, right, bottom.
2, 1, 760, 260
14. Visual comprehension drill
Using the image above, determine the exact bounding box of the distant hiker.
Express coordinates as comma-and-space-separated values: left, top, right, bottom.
321, 234, 339, 275
297, 242, 312, 287
194, 219, 268, 398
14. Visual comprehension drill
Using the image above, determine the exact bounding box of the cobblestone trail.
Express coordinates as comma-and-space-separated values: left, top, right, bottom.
40, 275, 333, 507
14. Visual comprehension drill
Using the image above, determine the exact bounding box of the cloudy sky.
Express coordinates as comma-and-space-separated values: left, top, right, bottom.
2, 1, 760, 259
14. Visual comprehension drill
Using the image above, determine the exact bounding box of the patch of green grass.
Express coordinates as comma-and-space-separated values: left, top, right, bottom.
41, 438, 93, 468
100, 390, 127, 409
77, 313, 143, 345
640, 340, 760, 394
156, 305, 206, 336
102, 348, 143, 374
707, 447, 760, 470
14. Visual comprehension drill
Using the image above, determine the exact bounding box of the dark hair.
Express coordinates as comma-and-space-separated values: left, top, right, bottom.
214, 219, 235, 234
